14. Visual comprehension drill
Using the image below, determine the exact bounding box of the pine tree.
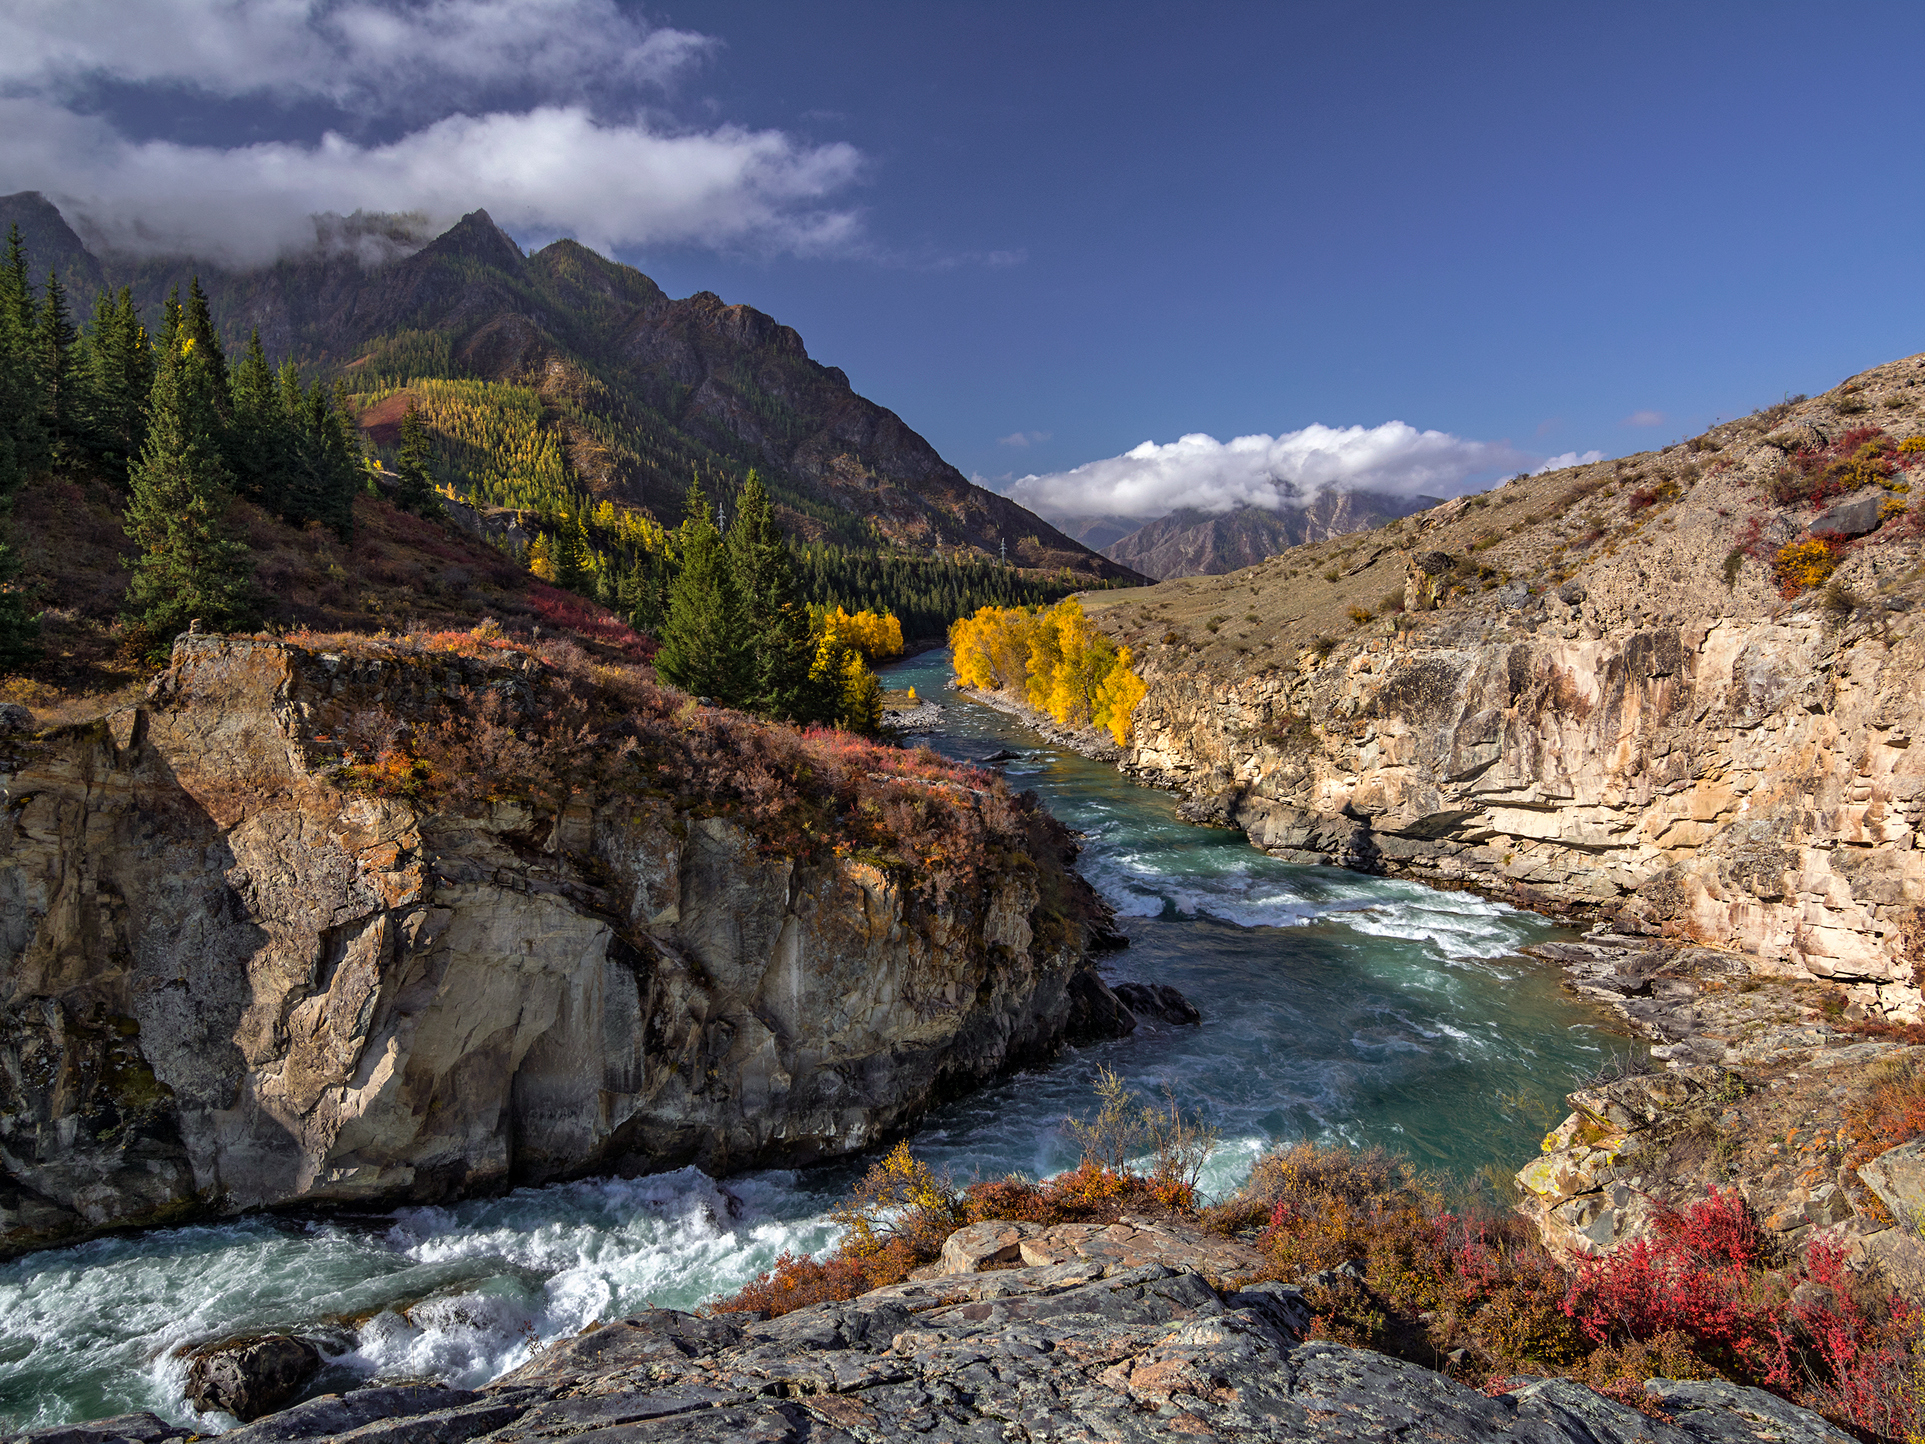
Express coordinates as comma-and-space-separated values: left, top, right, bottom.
182, 276, 228, 410
392, 400, 443, 516
227, 330, 280, 506
78, 288, 153, 482
123, 339, 256, 646
34, 269, 80, 465
725, 469, 822, 721
0, 225, 46, 496
655, 478, 750, 704
550, 510, 590, 593
617, 547, 671, 634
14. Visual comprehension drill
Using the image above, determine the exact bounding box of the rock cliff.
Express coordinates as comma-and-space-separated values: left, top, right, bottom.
0, 634, 1132, 1256
1082, 355, 1925, 1016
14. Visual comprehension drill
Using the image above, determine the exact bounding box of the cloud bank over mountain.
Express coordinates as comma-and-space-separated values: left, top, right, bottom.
1007, 422, 1557, 522
0, 0, 864, 267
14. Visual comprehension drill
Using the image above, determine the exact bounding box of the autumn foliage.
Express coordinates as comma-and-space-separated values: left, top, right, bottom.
949, 598, 1147, 744
292, 624, 1041, 906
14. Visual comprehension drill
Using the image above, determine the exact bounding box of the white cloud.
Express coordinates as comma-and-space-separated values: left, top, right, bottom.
1623, 409, 1666, 427
1532, 449, 1605, 473
0, 0, 710, 111
1007, 422, 1539, 521
0, 1, 863, 266
998, 430, 1051, 448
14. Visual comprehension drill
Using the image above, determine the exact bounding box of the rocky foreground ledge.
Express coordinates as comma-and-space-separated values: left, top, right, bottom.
12, 1219, 1849, 1444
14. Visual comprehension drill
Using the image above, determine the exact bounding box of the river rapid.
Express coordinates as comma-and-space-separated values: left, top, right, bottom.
0, 650, 1630, 1431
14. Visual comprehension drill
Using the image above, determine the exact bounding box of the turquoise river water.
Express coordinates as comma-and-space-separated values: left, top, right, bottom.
0, 649, 1629, 1430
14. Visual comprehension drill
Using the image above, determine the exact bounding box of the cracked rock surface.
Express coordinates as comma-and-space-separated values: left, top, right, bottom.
12, 1224, 1852, 1444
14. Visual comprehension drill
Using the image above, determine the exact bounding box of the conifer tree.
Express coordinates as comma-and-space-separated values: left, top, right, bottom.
227, 330, 280, 507
78, 288, 153, 482
392, 400, 443, 516
182, 276, 228, 410
655, 478, 750, 703
0, 225, 46, 495
726, 470, 824, 722
123, 335, 256, 645
549, 510, 590, 593
35, 269, 79, 465
617, 547, 671, 634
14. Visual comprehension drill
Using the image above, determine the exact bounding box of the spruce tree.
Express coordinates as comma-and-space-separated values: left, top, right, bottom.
227, 330, 282, 508
550, 510, 590, 593
182, 276, 228, 410
123, 338, 256, 646
0, 228, 43, 665
35, 269, 79, 466
78, 288, 153, 482
392, 400, 443, 516
726, 470, 822, 722
0, 228, 47, 490
654, 478, 750, 704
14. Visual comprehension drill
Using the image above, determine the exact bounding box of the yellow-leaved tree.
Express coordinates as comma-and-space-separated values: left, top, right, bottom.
948, 599, 1145, 745
813, 605, 904, 663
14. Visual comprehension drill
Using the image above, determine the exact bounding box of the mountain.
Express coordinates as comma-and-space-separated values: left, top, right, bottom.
1049, 513, 1143, 552
0, 190, 103, 297
0, 194, 1140, 592
1099, 490, 1438, 579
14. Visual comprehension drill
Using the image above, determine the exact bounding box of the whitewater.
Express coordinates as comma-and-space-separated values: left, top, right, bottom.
0, 650, 1627, 1430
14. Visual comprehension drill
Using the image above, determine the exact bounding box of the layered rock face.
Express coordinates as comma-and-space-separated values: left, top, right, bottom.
0, 637, 1128, 1255
1128, 608, 1924, 1011
1085, 357, 1925, 1017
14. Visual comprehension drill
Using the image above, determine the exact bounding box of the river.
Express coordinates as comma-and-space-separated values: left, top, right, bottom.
0, 650, 1629, 1430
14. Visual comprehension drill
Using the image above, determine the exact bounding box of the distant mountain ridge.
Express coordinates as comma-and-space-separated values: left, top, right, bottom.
1098, 490, 1438, 579
0, 191, 1139, 585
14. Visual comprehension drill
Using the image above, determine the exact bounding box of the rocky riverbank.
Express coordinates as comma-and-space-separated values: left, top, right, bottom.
0, 632, 1140, 1257
17, 1215, 1856, 1444
945, 681, 1125, 766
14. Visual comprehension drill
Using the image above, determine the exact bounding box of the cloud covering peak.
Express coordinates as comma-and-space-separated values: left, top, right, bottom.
0, 0, 864, 268
1008, 421, 1543, 522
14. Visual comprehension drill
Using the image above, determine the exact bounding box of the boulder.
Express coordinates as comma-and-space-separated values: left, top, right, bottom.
938, 1219, 1039, 1273
1858, 1139, 1925, 1230
1112, 981, 1202, 1025
186, 1335, 322, 1422
1811, 491, 1885, 539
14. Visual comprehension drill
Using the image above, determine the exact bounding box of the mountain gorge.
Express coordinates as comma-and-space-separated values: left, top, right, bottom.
1080, 355, 1925, 1016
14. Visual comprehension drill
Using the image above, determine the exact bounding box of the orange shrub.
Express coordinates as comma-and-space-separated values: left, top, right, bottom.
1772, 539, 1840, 597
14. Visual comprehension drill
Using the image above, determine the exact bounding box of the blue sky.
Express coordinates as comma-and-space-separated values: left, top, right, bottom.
5, 1, 1923, 519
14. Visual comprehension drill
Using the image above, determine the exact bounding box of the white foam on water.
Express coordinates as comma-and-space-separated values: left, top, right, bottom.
0, 1169, 843, 1433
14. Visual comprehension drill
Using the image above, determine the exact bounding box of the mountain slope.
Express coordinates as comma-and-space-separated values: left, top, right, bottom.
0, 194, 1139, 587
1101, 490, 1439, 579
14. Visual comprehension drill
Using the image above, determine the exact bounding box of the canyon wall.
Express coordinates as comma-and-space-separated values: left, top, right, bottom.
0, 636, 1128, 1255
1123, 608, 1924, 1014
1084, 358, 1925, 1017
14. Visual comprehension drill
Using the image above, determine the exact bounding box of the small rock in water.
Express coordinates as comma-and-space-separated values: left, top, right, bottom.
1112, 981, 1201, 1025
186, 1334, 322, 1422
982, 748, 1022, 763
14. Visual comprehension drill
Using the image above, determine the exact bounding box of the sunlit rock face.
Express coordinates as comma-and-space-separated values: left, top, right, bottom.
0, 636, 1129, 1256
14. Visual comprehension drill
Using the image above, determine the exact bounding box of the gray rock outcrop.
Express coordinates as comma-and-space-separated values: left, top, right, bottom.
11, 1221, 1851, 1444
185, 1335, 322, 1422
0, 636, 1133, 1255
